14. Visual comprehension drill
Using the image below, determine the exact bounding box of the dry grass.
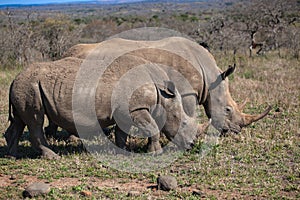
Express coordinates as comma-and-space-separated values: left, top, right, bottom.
0, 53, 299, 199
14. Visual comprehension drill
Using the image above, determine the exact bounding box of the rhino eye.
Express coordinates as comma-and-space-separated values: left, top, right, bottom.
225, 106, 233, 115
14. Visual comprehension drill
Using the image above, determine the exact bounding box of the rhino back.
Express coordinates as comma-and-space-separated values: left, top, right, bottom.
63, 43, 98, 59
126, 48, 203, 97
63, 37, 220, 82
64, 37, 218, 101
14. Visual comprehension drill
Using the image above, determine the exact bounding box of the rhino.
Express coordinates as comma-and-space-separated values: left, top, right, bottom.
5, 36, 271, 159
56, 37, 271, 134
5, 52, 208, 159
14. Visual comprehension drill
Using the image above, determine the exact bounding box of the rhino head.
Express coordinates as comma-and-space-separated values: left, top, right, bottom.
155, 81, 208, 150
204, 64, 271, 134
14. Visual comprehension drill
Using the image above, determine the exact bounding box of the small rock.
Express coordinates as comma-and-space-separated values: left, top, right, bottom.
23, 182, 51, 198
157, 175, 177, 191
80, 190, 92, 197
127, 190, 140, 197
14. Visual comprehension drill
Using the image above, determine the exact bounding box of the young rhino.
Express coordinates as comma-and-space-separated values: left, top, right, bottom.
4, 55, 205, 159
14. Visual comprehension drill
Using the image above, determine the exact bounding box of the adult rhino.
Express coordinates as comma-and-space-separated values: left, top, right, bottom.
5, 52, 209, 159
58, 37, 271, 134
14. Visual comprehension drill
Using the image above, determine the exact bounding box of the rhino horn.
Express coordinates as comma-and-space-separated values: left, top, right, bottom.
238, 98, 249, 111
242, 105, 272, 126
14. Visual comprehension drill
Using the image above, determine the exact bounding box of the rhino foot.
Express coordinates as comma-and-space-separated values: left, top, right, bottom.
40, 146, 60, 160
5, 154, 17, 160
147, 141, 163, 155
6, 148, 18, 159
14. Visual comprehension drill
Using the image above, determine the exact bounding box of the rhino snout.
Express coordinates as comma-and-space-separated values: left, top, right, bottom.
221, 120, 242, 135
178, 129, 198, 150
172, 135, 195, 150
185, 139, 195, 150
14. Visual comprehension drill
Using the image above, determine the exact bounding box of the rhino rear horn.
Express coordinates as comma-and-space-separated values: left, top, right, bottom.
221, 64, 236, 80
238, 98, 249, 111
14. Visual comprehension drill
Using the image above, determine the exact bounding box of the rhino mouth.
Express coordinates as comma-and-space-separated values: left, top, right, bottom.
228, 126, 241, 134
221, 128, 240, 135
221, 121, 242, 134
171, 135, 195, 150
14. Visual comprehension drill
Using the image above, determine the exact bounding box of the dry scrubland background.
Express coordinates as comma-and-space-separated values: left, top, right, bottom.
0, 0, 299, 199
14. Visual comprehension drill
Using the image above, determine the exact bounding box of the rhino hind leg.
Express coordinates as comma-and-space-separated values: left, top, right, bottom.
27, 124, 60, 160
4, 116, 25, 158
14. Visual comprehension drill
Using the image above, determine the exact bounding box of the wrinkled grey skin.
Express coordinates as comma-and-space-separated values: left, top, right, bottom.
5, 55, 199, 159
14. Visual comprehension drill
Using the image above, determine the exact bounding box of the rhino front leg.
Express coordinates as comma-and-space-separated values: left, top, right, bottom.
4, 116, 25, 158
115, 125, 128, 150
28, 125, 60, 159
131, 109, 162, 154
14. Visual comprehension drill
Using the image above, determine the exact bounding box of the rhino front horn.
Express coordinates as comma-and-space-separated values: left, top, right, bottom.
242, 105, 272, 126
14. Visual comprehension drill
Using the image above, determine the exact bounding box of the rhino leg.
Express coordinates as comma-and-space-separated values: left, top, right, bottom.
130, 109, 162, 154
4, 116, 25, 158
44, 121, 58, 139
115, 125, 128, 150
27, 124, 60, 160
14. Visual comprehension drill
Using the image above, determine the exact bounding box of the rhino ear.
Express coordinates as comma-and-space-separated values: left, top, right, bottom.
221, 64, 236, 80
157, 81, 176, 97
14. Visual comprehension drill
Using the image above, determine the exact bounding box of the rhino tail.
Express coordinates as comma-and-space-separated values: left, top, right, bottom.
38, 81, 48, 115
8, 81, 15, 122
38, 81, 53, 119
